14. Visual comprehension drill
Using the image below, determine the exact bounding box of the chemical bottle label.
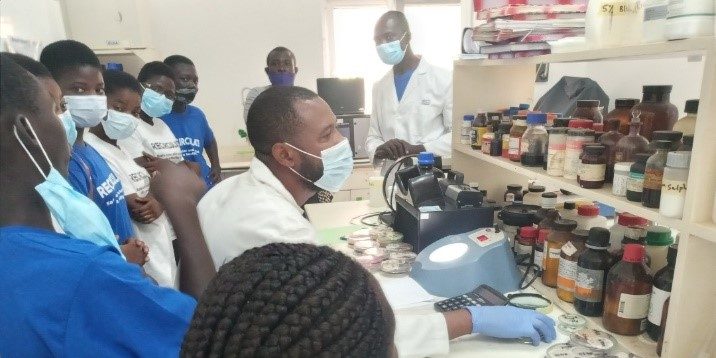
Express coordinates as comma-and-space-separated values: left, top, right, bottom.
643, 168, 664, 190
599, 1, 643, 15
562, 241, 578, 256
648, 287, 671, 325
627, 173, 644, 193
515, 242, 531, 256
547, 150, 565, 175
557, 258, 577, 292
579, 163, 606, 181
662, 179, 687, 195
549, 247, 562, 259
534, 250, 544, 270
617, 293, 651, 319
509, 137, 521, 156
575, 267, 604, 302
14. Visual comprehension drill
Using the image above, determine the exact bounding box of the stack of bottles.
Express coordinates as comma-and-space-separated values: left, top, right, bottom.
471, 0, 587, 59
464, 95, 698, 218
497, 192, 678, 355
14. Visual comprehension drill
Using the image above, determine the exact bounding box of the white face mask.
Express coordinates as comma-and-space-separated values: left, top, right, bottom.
285, 139, 354, 192
64, 95, 108, 128
102, 110, 138, 140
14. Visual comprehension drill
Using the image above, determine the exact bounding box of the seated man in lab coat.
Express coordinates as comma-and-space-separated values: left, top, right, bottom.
367, 11, 453, 162
243, 46, 298, 122
198, 86, 556, 357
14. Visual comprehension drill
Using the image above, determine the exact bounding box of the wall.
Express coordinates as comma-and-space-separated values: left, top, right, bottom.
143, 0, 326, 150
0, 0, 66, 50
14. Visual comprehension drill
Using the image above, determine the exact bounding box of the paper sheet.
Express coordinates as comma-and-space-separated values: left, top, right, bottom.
375, 274, 440, 310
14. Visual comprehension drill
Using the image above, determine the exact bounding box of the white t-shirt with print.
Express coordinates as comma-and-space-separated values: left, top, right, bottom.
86, 132, 178, 287
118, 117, 184, 163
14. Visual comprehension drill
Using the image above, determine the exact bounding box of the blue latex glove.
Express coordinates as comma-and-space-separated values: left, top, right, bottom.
467, 305, 556, 346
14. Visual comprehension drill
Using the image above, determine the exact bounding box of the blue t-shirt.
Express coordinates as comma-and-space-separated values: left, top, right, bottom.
162, 105, 216, 187
69, 142, 134, 243
0, 226, 196, 357
394, 68, 415, 101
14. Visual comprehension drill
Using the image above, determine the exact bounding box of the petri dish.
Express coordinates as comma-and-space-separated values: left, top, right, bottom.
558, 323, 584, 335
353, 240, 379, 253
546, 343, 602, 358
363, 247, 387, 261
385, 242, 413, 253
355, 254, 382, 271
559, 314, 587, 328
381, 259, 412, 274
348, 235, 373, 246
388, 251, 417, 264
570, 328, 617, 352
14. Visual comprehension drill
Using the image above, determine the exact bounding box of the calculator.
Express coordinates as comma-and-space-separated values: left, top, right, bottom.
434, 284, 509, 312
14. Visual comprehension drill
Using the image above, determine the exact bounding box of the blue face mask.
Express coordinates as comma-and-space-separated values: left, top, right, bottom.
376, 32, 407, 65
14, 117, 123, 257
102, 110, 138, 140
286, 138, 354, 192
59, 110, 78, 146
141, 88, 174, 118
268, 72, 295, 86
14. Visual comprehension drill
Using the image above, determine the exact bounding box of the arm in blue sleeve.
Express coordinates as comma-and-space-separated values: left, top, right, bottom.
67, 158, 90, 196
65, 250, 196, 357
115, 199, 136, 244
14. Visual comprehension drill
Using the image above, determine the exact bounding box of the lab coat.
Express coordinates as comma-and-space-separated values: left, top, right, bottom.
197, 157, 450, 357
366, 58, 453, 160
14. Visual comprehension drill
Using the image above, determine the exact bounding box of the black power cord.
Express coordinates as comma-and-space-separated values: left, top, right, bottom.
381, 154, 418, 213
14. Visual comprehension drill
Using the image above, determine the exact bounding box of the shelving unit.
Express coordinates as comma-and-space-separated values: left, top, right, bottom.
451, 37, 716, 358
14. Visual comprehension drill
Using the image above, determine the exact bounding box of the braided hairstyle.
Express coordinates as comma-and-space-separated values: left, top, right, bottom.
182, 243, 394, 357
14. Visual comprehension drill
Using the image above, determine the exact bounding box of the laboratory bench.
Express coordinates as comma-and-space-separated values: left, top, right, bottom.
305, 200, 657, 358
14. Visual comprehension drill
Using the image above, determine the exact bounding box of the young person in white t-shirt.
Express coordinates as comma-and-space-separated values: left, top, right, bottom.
118, 61, 200, 176
87, 69, 178, 287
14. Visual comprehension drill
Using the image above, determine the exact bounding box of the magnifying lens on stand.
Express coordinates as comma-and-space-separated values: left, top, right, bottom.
507, 292, 553, 314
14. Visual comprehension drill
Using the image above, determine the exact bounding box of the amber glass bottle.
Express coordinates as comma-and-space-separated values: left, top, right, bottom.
557, 229, 588, 302
603, 244, 653, 336
575, 228, 613, 317
543, 219, 578, 288
599, 119, 625, 182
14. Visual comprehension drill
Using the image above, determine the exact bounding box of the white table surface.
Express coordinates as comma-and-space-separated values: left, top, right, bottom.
305, 201, 573, 357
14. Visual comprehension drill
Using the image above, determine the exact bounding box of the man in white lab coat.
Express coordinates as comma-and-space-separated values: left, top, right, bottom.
198, 86, 555, 357
367, 11, 453, 162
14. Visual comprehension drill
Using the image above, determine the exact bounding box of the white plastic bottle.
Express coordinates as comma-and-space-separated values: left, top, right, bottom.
642, 0, 669, 43
666, 0, 715, 39
585, 0, 645, 48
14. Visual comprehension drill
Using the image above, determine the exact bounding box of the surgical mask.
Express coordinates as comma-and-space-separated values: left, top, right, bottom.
59, 110, 78, 145
175, 87, 197, 104
268, 72, 295, 86
141, 88, 174, 118
286, 138, 354, 192
376, 32, 407, 65
63, 95, 108, 128
13, 116, 123, 256
102, 110, 138, 140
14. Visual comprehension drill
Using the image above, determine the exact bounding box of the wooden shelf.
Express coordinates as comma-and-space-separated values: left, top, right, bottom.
530, 279, 659, 358
455, 37, 715, 67
454, 144, 692, 232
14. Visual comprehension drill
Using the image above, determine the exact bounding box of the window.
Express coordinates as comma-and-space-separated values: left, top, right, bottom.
325, 1, 461, 113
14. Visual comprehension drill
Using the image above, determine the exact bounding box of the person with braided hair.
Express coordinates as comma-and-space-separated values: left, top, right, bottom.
181, 243, 397, 357
197, 85, 556, 356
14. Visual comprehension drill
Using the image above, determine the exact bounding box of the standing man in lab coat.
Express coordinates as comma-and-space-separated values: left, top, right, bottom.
367, 11, 453, 161
198, 86, 555, 357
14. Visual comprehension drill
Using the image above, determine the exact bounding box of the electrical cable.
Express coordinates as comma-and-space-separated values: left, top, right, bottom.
381, 154, 418, 213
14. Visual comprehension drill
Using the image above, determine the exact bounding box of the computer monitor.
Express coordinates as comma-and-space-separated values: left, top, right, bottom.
317, 78, 365, 115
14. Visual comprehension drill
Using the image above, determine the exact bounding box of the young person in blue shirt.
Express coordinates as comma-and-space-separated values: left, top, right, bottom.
38, 40, 147, 265
0, 53, 207, 357
162, 55, 222, 187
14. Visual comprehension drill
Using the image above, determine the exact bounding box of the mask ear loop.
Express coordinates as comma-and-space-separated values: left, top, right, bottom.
13, 117, 54, 179
284, 142, 322, 160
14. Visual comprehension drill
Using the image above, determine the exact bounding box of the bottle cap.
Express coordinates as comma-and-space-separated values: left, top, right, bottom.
463, 114, 475, 121
576, 100, 600, 107
417, 152, 435, 165
527, 113, 547, 125
519, 103, 530, 110
468, 182, 480, 189
499, 204, 540, 227
507, 184, 522, 191
617, 212, 648, 227
615, 98, 640, 108
529, 185, 545, 193
568, 119, 594, 129
653, 139, 672, 150
563, 201, 576, 210
578, 204, 599, 217
614, 162, 634, 172
646, 226, 673, 246
633, 153, 651, 164
554, 118, 572, 127
583, 145, 606, 155
667, 244, 678, 264
553, 219, 578, 232
541, 192, 557, 209
623, 243, 646, 263
548, 127, 569, 135
520, 226, 539, 239
653, 130, 683, 143
537, 229, 549, 244
684, 99, 699, 114
586, 227, 610, 248
643, 85, 673, 94
666, 151, 691, 169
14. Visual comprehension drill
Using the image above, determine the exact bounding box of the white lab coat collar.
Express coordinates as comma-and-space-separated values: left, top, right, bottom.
390, 57, 429, 108
248, 157, 304, 213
